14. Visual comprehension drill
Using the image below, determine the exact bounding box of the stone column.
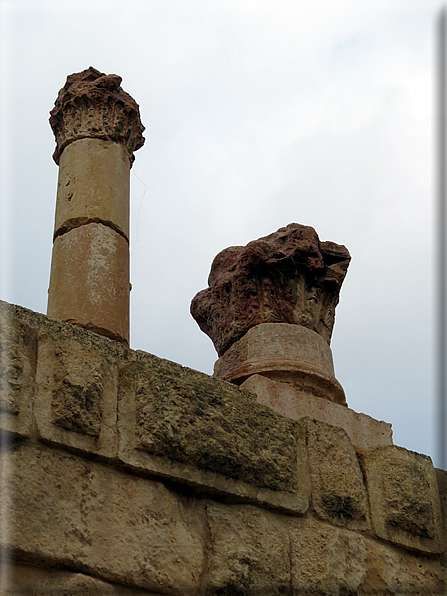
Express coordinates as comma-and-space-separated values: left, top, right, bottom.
190, 223, 351, 406
47, 67, 145, 344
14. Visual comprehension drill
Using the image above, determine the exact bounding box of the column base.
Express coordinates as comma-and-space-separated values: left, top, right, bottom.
213, 323, 346, 406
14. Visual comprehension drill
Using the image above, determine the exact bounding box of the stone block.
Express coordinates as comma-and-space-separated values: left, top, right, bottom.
303, 418, 370, 532
0, 302, 37, 438
117, 351, 309, 514
4, 563, 162, 594
289, 516, 367, 594
54, 138, 130, 241
0, 443, 205, 594
361, 538, 445, 594
289, 516, 445, 595
47, 223, 129, 344
205, 503, 291, 595
34, 331, 121, 458
358, 445, 444, 554
242, 373, 393, 448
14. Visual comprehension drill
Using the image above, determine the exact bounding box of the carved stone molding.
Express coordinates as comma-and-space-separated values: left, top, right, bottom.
191, 223, 351, 357
49, 67, 145, 165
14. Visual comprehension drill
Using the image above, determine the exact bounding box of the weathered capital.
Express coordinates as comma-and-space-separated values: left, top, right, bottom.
191, 223, 351, 357
49, 66, 145, 166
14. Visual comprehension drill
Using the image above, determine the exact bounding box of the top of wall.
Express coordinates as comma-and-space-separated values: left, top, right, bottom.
1, 299, 446, 560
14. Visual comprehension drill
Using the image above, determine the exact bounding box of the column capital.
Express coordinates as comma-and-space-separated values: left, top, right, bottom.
49, 67, 145, 166
191, 223, 351, 357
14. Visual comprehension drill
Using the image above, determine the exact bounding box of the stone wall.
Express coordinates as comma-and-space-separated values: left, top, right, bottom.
1, 300, 446, 595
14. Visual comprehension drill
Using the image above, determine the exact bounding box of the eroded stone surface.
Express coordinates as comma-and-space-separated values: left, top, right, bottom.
0, 304, 36, 437
50, 67, 145, 165
215, 323, 346, 405
1, 301, 309, 514
0, 300, 446, 595
358, 445, 444, 554
303, 418, 370, 532
0, 309, 36, 417
47, 223, 130, 344
34, 330, 120, 456
119, 351, 303, 495
5, 563, 166, 595
50, 347, 103, 437
289, 516, 445, 595
54, 138, 130, 241
191, 223, 350, 356
1, 443, 205, 594
205, 503, 291, 595
241, 374, 393, 448
289, 516, 367, 594
361, 538, 445, 595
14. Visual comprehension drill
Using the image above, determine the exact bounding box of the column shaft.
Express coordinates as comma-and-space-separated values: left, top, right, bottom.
46, 67, 144, 345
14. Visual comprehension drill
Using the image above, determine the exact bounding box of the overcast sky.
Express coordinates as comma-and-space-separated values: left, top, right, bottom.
1, 0, 444, 465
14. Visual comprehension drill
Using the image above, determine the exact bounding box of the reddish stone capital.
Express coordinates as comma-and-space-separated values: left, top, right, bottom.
191, 223, 351, 357
49, 66, 145, 166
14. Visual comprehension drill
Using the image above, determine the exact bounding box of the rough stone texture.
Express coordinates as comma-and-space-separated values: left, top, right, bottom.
289, 516, 368, 594
49, 67, 145, 166
358, 445, 444, 554
361, 539, 445, 595
54, 138, 130, 241
191, 223, 350, 356
303, 418, 370, 532
1, 442, 205, 594
205, 503, 291, 595
215, 323, 346, 405
204, 505, 446, 595
0, 306, 36, 437
0, 301, 309, 514
289, 516, 445, 595
33, 331, 120, 456
1, 299, 446, 594
118, 351, 308, 502
47, 223, 130, 344
241, 374, 393, 448
3, 564, 162, 595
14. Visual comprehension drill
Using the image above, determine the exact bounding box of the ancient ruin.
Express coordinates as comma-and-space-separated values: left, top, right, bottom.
191, 224, 350, 406
191, 223, 351, 355
1, 69, 447, 595
47, 67, 145, 344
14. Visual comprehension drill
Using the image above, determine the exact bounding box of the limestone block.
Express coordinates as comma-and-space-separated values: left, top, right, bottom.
118, 352, 309, 515
4, 563, 162, 595
303, 418, 370, 532
205, 503, 291, 595
1, 443, 205, 594
289, 516, 367, 594
47, 223, 129, 343
358, 445, 444, 554
54, 138, 130, 241
289, 516, 445, 595
33, 330, 120, 457
214, 323, 346, 405
242, 374, 393, 448
361, 538, 445, 594
0, 302, 36, 437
